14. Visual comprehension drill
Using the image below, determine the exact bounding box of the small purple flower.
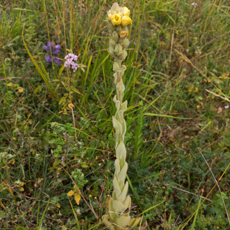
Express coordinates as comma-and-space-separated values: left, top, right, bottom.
43, 41, 60, 54
43, 41, 61, 65
191, 2, 197, 7
64, 53, 79, 72
225, 105, 229, 109
53, 57, 62, 65
45, 55, 52, 63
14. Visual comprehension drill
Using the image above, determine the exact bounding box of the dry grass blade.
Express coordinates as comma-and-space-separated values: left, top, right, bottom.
205, 89, 230, 103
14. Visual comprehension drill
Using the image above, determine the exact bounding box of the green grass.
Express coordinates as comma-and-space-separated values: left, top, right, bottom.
1, 0, 230, 229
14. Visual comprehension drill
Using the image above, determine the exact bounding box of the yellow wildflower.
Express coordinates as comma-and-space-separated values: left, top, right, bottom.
120, 31, 129, 38
111, 14, 122, 26
18, 87, 24, 93
219, 73, 229, 79
121, 16, 132, 26
188, 86, 194, 93
108, 14, 112, 19
123, 7, 130, 16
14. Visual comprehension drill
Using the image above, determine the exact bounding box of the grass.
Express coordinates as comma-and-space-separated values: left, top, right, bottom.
1, 0, 230, 229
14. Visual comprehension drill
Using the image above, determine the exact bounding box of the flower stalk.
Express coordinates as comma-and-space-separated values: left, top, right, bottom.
102, 3, 141, 230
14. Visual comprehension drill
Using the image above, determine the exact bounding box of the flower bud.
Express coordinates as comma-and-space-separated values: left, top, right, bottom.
122, 38, 130, 49
111, 14, 122, 26
108, 14, 112, 19
109, 38, 116, 48
108, 47, 114, 56
113, 62, 120, 72
111, 2, 119, 14
120, 31, 129, 38
123, 7, 130, 16
121, 16, 132, 27
114, 44, 122, 53
116, 51, 124, 60
121, 50, 127, 61
112, 31, 119, 42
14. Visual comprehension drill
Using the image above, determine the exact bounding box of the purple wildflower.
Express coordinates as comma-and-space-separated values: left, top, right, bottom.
45, 55, 52, 63
191, 2, 197, 7
64, 53, 79, 72
43, 41, 61, 65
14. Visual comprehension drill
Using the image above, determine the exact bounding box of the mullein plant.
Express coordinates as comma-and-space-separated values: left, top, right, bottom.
102, 3, 141, 230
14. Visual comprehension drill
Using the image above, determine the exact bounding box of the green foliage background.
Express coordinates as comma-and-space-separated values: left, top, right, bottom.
1, 0, 230, 229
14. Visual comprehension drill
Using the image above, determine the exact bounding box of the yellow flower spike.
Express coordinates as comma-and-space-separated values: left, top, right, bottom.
121, 16, 132, 27
120, 31, 129, 38
111, 14, 122, 26
123, 7, 130, 16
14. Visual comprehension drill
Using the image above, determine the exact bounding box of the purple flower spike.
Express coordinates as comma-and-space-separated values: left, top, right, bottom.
43, 41, 61, 65
45, 55, 52, 63
53, 49, 60, 55
47, 41, 53, 48
55, 44, 61, 49
53, 57, 62, 65
43, 45, 48, 50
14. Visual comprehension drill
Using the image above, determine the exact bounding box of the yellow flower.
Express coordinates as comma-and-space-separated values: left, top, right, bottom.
188, 86, 194, 93
7, 82, 14, 86
108, 14, 112, 19
18, 87, 24, 93
120, 31, 129, 38
111, 14, 122, 26
121, 16, 132, 26
123, 7, 130, 16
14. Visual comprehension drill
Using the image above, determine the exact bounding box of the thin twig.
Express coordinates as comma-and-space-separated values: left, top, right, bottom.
172, 186, 212, 202
198, 148, 230, 225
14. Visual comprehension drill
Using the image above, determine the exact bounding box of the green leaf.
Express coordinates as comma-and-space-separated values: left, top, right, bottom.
81, 163, 89, 168
59, 96, 66, 105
